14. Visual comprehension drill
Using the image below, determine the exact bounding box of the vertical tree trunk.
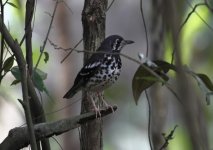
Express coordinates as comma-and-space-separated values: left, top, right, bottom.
166, 1, 209, 150
149, 1, 166, 149
153, 0, 209, 150
80, 0, 107, 150
25, 0, 50, 149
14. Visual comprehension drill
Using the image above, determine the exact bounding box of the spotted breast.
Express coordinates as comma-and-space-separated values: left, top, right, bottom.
85, 54, 122, 91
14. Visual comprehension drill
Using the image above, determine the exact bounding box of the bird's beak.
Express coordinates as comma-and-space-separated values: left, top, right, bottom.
124, 40, 134, 45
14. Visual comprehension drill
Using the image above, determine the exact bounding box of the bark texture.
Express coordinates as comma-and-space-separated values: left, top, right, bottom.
25, 0, 50, 149
0, 106, 116, 150
80, 1, 108, 150
149, 0, 166, 149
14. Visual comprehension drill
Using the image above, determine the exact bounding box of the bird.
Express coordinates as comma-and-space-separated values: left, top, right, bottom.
63, 35, 134, 114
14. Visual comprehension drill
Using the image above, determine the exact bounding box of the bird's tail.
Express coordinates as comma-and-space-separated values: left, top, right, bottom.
63, 86, 79, 99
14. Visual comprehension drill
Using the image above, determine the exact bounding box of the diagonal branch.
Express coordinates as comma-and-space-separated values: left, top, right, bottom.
0, 0, 5, 83
0, 106, 117, 150
34, 0, 59, 70
25, 0, 35, 75
0, 16, 37, 150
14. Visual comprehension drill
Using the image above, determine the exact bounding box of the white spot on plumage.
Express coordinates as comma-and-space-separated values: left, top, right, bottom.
85, 56, 121, 91
112, 39, 119, 51
85, 61, 100, 69
107, 56, 111, 60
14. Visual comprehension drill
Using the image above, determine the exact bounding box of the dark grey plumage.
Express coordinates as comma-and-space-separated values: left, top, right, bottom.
63, 35, 134, 99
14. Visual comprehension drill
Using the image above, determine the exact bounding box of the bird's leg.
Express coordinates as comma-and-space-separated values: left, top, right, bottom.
88, 92, 101, 117
97, 92, 114, 113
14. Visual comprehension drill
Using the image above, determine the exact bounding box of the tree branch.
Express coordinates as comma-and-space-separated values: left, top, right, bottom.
25, 0, 35, 75
0, 0, 5, 83
81, 1, 108, 150
159, 125, 178, 150
25, 0, 51, 149
0, 16, 37, 150
0, 106, 117, 150
34, 0, 59, 70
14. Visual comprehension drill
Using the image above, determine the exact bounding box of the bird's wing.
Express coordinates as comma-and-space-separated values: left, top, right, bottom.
75, 53, 103, 85
63, 53, 104, 98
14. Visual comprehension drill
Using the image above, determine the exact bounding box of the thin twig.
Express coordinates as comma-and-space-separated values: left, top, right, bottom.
179, 3, 206, 33
185, 0, 213, 32
53, 40, 184, 110
2, 0, 9, 6
50, 40, 184, 107
34, 0, 59, 70
140, 2, 152, 148
159, 125, 178, 150
25, 0, 35, 75
59, 0, 73, 14
106, 0, 115, 11
140, 0, 149, 57
171, 1, 213, 64
49, 40, 166, 83
60, 0, 116, 63
0, 0, 5, 83
19, 97, 82, 127
60, 39, 83, 63
25, 0, 48, 149
165, 83, 183, 105
145, 91, 153, 150
0, 16, 38, 150
171, 2, 206, 64
51, 137, 63, 150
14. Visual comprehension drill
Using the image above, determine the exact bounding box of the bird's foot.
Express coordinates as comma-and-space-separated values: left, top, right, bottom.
102, 100, 115, 113
90, 96, 102, 118
89, 92, 115, 118
93, 107, 102, 118
97, 92, 115, 113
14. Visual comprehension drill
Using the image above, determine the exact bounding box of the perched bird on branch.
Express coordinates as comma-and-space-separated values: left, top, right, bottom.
63, 35, 134, 115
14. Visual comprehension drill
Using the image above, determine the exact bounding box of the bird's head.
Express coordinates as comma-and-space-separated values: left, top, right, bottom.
100, 35, 134, 53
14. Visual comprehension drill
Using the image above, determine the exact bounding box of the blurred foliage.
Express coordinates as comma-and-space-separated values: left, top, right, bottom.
181, 5, 210, 65
168, 127, 192, 150
132, 2, 213, 149
2, 0, 213, 149
10, 66, 49, 94
164, 31, 174, 64
8, 0, 24, 19
132, 60, 172, 104
132, 59, 213, 105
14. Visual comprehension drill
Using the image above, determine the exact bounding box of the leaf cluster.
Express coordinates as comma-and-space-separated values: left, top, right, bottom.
132, 60, 213, 105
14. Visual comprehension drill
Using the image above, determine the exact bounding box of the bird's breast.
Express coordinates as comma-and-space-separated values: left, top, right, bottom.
85, 56, 122, 91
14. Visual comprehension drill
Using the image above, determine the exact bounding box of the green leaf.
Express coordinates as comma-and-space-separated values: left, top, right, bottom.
11, 66, 48, 93
137, 76, 161, 82
132, 60, 172, 105
186, 71, 213, 105
196, 73, 213, 91
132, 65, 155, 105
35, 68, 47, 80
153, 60, 177, 72
3, 56, 14, 72
32, 69, 48, 93
33, 70, 46, 92
44, 52, 49, 63
7, 2, 18, 9
11, 66, 21, 80
11, 79, 20, 85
